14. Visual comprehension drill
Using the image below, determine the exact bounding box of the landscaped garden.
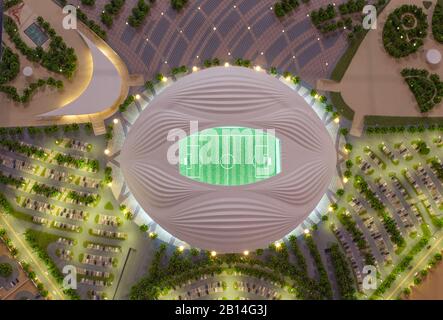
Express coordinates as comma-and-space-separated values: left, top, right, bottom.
338, 122, 443, 298
171, 0, 188, 12
274, 0, 301, 18
401, 68, 443, 113
379, 4, 443, 114
130, 238, 338, 300
0, 262, 13, 278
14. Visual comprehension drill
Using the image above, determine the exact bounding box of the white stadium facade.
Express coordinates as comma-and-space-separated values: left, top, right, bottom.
119, 67, 337, 253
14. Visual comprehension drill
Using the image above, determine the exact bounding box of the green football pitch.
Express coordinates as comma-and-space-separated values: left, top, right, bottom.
179, 127, 281, 186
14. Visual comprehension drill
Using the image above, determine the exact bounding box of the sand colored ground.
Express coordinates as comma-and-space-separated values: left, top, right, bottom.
409, 262, 443, 300
318, 0, 443, 136
1, 0, 131, 131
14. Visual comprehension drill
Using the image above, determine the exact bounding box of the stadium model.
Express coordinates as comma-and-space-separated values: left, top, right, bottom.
120, 66, 336, 253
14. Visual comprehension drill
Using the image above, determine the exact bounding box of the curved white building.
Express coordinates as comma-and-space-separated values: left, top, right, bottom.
120, 67, 336, 253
